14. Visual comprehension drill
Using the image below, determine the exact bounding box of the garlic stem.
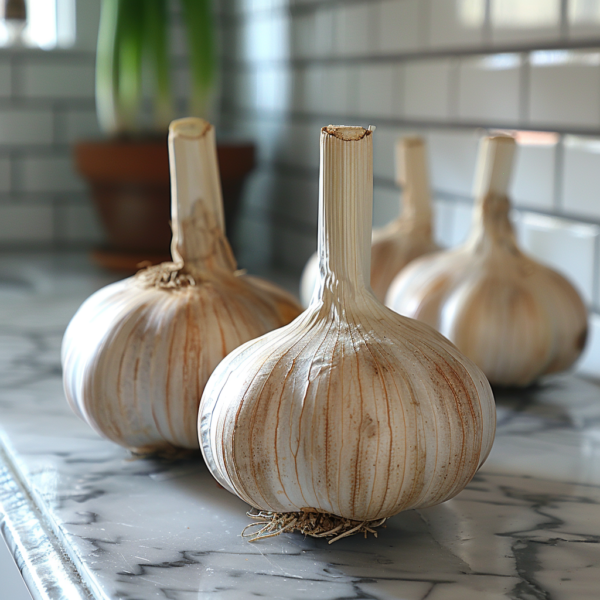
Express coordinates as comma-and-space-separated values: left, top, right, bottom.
472, 135, 515, 199
168, 118, 235, 276
396, 137, 432, 228
317, 126, 374, 303
63, 117, 303, 452
199, 124, 496, 527
468, 135, 518, 251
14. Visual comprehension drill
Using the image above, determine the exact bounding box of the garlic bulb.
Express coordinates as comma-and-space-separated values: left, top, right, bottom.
300, 136, 439, 307
199, 125, 495, 539
386, 135, 588, 387
62, 118, 302, 452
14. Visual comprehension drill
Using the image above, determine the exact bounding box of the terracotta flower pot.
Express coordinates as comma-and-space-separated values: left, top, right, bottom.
74, 139, 255, 271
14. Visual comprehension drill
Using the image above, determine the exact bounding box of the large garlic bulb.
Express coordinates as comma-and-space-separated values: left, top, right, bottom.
300, 136, 439, 306
62, 118, 302, 452
386, 136, 588, 387
199, 126, 495, 536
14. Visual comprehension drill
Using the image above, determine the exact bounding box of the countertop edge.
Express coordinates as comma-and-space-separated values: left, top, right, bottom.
0, 445, 94, 600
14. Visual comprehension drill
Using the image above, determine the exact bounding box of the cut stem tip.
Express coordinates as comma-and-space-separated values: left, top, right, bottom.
323, 125, 372, 141
169, 117, 212, 140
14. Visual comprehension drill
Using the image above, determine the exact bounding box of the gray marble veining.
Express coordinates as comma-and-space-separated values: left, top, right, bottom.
1, 253, 600, 599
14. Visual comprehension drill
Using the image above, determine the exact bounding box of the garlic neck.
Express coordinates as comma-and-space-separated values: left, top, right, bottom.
396, 136, 433, 234
168, 118, 236, 278
468, 193, 519, 254
315, 126, 374, 307
466, 135, 518, 255
397, 190, 433, 233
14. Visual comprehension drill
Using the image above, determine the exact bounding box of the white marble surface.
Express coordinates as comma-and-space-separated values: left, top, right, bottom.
1, 252, 600, 600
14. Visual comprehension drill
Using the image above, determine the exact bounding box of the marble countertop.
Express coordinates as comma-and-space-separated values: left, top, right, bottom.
1, 252, 600, 600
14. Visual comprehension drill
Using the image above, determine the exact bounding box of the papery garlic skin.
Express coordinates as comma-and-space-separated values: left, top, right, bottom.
300, 137, 439, 307
63, 273, 300, 451
200, 126, 495, 522
62, 118, 301, 452
387, 136, 588, 387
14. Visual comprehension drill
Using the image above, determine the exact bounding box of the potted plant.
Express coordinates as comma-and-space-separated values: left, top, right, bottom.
75, 0, 254, 271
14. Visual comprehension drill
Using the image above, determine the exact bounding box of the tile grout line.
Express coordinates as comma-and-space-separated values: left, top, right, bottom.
554, 133, 565, 214
243, 156, 600, 230
222, 105, 600, 138
222, 41, 600, 66
448, 58, 460, 121
483, 0, 492, 48
519, 51, 530, 127
421, 0, 431, 50
560, 0, 569, 42
593, 233, 600, 312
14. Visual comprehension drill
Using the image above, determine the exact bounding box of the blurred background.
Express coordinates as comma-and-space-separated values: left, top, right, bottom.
1, 0, 600, 372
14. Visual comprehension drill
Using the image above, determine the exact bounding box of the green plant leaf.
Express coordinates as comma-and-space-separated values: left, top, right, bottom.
95, 0, 120, 134
96, 0, 216, 136
144, 0, 172, 132
115, 0, 145, 133
180, 0, 216, 118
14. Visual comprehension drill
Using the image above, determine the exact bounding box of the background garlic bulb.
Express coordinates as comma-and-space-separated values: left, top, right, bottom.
62, 118, 301, 453
299, 136, 439, 307
386, 135, 588, 387
200, 125, 495, 539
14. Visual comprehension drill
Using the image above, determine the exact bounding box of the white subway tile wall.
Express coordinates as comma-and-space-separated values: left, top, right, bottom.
0, 62, 11, 97
357, 63, 402, 119
0, 0, 204, 249
376, 0, 422, 54
0, 204, 53, 243
490, 0, 562, 45
57, 203, 105, 244
72, 1, 101, 52
310, 5, 336, 58
569, 0, 600, 39
0, 157, 10, 193
562, 136, 600, 220
528, 51, 600, 128
404, 58, 452, 120
20, 155, 86, 194
373, 186, 401, 228
0, 0, 101, 248
510, 134, 558, 210
427, 0, 486, 49
457, 54, 522, 124
221, 0, 600, 375
335, 4, 372, 57
427, 129, 481, 197
373, 126, 411, 181
0, 109, 53, 146
320, 64, 353, 116
292, 12, 318, 59
58, 110, 101, 144
517, 213, 599, 303
20, 62, 95, 98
